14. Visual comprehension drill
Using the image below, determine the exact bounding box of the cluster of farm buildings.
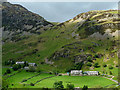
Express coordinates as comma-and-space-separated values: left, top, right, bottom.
70, 70, 99, 76
15, 61, 37, 70
15, 61, 99, 76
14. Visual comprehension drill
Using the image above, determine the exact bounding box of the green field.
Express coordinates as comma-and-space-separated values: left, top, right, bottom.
5, 70, 116, 88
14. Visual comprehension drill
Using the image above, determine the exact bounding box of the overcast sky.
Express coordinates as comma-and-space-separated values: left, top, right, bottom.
9, 2, 118, 22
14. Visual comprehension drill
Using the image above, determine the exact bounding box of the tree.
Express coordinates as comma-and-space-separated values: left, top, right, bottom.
66, 83, 74, 90
53, 70, 59, 75
30, 83, 34, 86
12, 64, 19, 71
82, 85, 88, 90
4, 61, 10, 65
6, 69, 11, 74
11, 60, 15, 65
87, 62, 92, 67
18, 64, 21, 69
103, 64, 107, 67
110, 71, 112, 75
94, 62, 100, 68
53, 81, 64, 89
109, 65, 113, 69
87, 56, 92, 62
94, 54, 99, 58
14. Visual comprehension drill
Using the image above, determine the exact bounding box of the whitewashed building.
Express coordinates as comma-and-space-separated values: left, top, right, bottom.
84, 71, 99, 75
71, 70, 83, 76
24, 67, 29, 70
28, 63, 36, 66
16, 61, 24, 65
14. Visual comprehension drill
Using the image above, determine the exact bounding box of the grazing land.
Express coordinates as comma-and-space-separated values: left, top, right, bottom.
5, 71, 116, 88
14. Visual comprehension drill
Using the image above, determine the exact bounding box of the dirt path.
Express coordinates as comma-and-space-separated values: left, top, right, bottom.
101, 75, 119, 88
104, 75, 118, 84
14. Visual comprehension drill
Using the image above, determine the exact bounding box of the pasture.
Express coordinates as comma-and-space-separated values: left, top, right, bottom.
5, 70, 116, 88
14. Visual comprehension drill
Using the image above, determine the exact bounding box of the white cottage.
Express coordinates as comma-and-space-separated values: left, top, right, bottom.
16, 61, 24, 65
84, 71, 99, 75
24, 67, 29, 70
71, 70, 83, 76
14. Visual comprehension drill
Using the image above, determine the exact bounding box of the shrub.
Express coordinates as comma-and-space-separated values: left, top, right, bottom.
49, 72, 53, 74
66, 83, 74, 90
109, 71, 112, 75
6, 69, 11, 74
22, 79, 27, 82
94, 62, 100, 68
53, 70, 59, 75
41, 62, 44, 64
11, 60, 15, 65
94, 54, 99, 58
30, 83, 34, 86
87, 56, 92, 62
12, 64, 19, 71
87, 62, 92, 67
103, 64, 107, 67
4, 61, 10, 65
109, 66, 113, 69
58, 74, 62, 76
18, 64, 21, 69
4, 72, 7, 75
11, 84, 14, 86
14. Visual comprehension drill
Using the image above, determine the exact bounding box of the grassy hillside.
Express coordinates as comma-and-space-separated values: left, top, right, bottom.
2, 8, 119, 89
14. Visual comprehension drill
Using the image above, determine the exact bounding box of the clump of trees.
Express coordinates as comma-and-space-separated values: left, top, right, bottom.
6, 69, 11, 74
74, 62, 84, 70
4, 69, 11, 75
87, 62, 92, 67
66, 83, 74, 90
53, 81, 64, 89
12, 64, 21, 71
82, 85, 88, 90
53, 81, 75, 90
4, 60, 15, 66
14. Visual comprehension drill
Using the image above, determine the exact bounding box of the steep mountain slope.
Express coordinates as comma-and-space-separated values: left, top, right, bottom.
2, 2, 119, 80
2, 2, 53, 42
